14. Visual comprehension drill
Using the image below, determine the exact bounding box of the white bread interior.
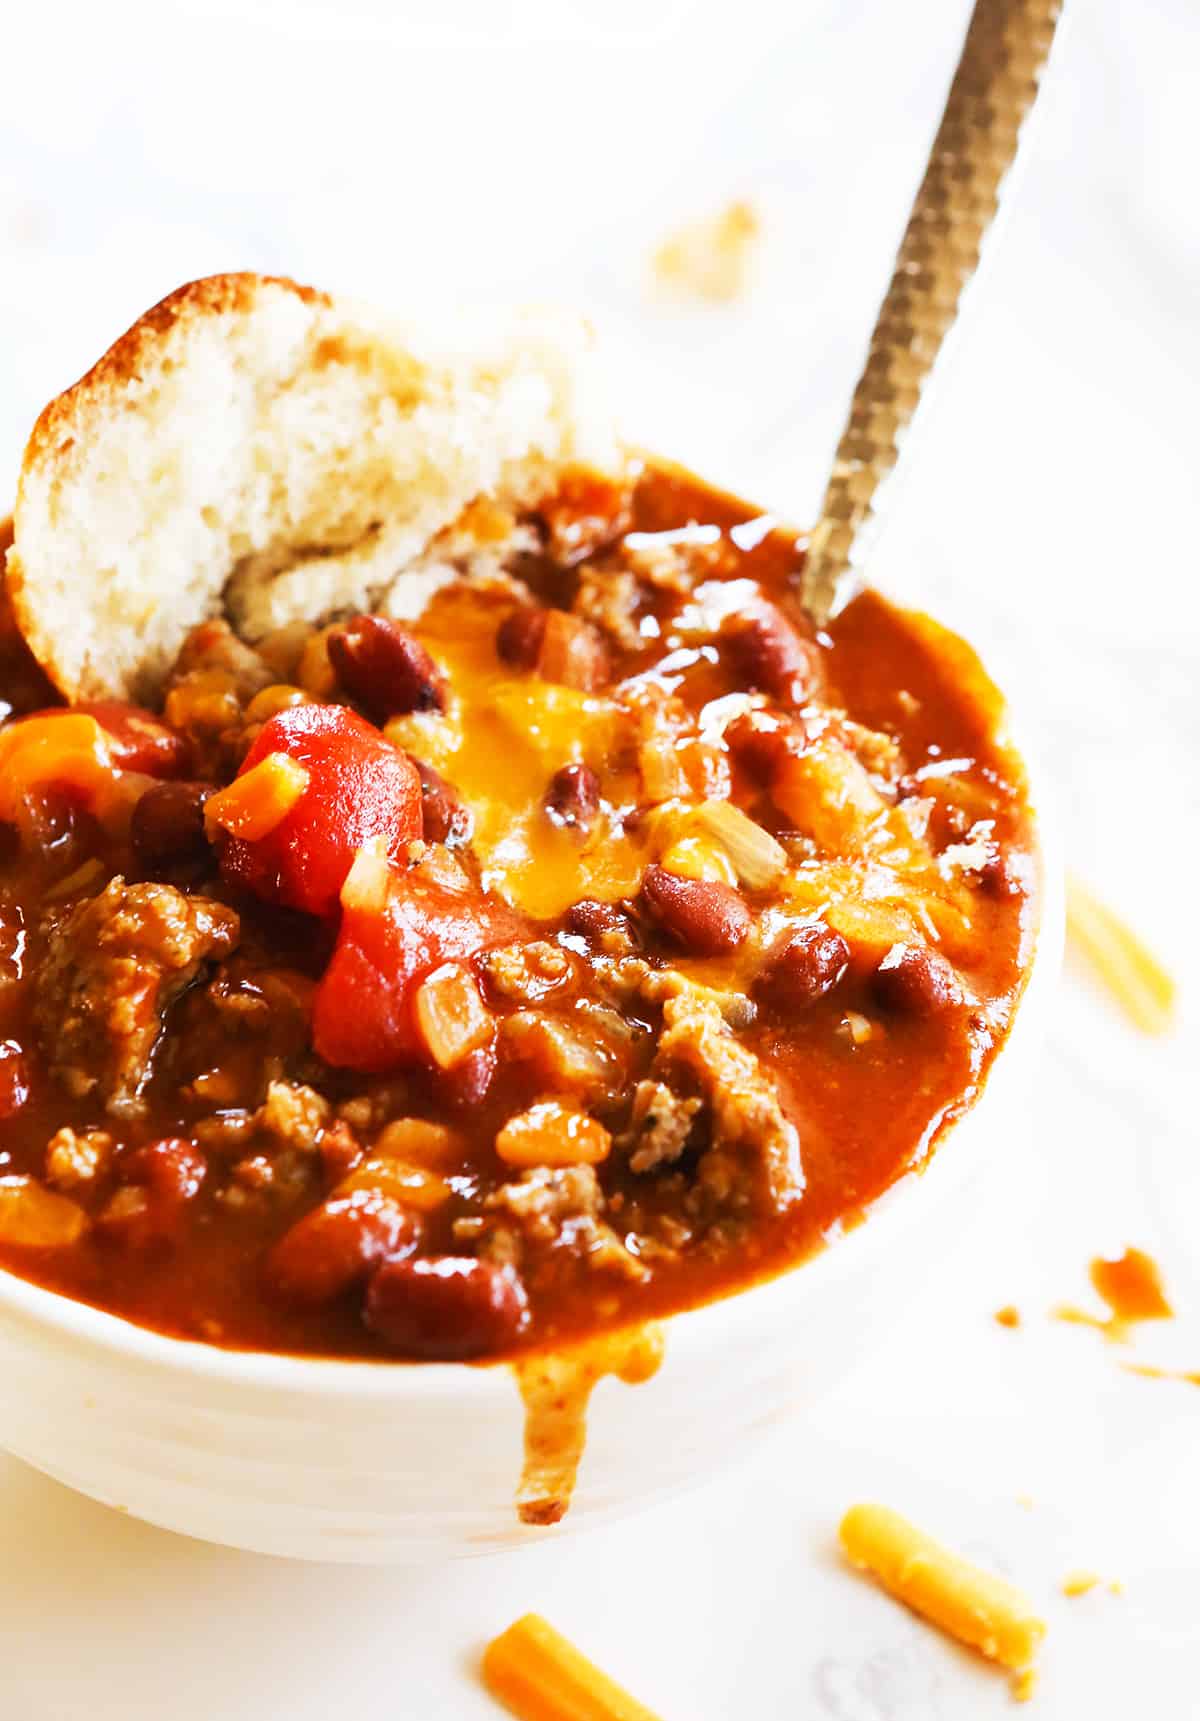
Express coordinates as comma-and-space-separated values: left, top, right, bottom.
6, 274, 619, 702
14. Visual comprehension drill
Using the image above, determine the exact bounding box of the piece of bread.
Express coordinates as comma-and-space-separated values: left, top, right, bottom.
7, 273, 619, 702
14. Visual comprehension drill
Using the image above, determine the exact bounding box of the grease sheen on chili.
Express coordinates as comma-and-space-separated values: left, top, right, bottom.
0, 468, 1035, 1362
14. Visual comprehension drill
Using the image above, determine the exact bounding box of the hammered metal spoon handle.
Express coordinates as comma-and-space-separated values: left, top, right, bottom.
799, 0, 1063, 627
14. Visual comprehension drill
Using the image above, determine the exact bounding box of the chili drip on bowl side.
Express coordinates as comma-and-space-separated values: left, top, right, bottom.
0, 473, 1035, 1362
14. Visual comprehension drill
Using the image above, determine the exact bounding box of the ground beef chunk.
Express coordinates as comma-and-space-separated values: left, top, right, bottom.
192, 1080, 333, 1156
571, 563, 645, 652
457, 1165, 646, 1282
201, 962, 317, 1047
480, 940, 578, 1005
255, 1079, 331, 1152
639, 965, 756, 1030
536, 469, 634, 563
35, 878, 239, 1118
619, 1079, 702, 1173
162, 619, 274, 774
205, 1081, 333, 1214
45, 1126, 114, 1189
838, 715, 903, 783
620, 534, 726, 594
589, 952, 654, 1009
172, 961, 321, 1117
565, 899, 641, 957
169, 619, 273, 700
654, 987, 804, 1214
499, 1011, 622, 1103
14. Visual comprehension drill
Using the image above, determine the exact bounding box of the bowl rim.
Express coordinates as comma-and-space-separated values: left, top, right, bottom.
0, 653, 1064, 1406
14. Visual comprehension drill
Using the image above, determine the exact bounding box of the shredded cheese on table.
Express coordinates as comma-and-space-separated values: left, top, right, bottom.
839, 1504, 1046, 1693
651, 200, 761, 303
483, 1614, 662, 1721
1066, 874, 1177, 1035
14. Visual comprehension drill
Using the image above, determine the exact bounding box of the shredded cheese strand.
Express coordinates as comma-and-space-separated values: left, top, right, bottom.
1066, 874, 1176, 1035
482, 1614, 662, 1721
839, 1504, 1045, 1682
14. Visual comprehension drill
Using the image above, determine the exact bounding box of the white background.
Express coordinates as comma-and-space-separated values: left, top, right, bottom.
2, 1, 1199, 1715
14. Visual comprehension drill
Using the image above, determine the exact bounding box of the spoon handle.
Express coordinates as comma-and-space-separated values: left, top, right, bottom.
799, 0, 1063, 627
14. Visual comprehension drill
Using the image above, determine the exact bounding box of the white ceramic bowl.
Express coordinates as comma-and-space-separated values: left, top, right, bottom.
0, 758, 1062, 1565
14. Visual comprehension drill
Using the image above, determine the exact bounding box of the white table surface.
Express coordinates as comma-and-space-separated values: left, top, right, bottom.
2, 2, 1198, 1716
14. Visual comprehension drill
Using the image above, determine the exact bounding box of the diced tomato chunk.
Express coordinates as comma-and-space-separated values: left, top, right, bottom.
313, 874, 521, 1072
76, 701, 191, 777
218, 705, 421, 916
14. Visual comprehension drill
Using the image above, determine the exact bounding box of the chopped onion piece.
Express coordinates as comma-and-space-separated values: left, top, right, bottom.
693, 799, 786, 887
205, 752, 310, 841
413, 961, 493, 1070
0, 1175, 88, 1248
638, 734, 691, 803
339, 835, 394, 914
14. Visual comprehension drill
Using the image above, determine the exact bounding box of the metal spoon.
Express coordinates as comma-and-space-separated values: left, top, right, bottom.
799, 0, 1064, 627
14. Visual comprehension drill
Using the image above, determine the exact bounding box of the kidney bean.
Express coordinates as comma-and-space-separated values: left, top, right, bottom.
433, 1042, 497, 1113
724, 708, 802, 780
545, 763, 599, 833
327, 616, 446, 719
536, 610, 610, 692
873, 943, 964, 1015
97, 1138, 207, 1250
23, 787, 96, 860
129, 1138, 206, 1202
264, 1189, 420, 1307
131, 780, 213, 870
755, 923, 850, 1012
0, 1040, 29, 1119
536, 469, 632, 561
412, 758, 473, 847
364, 1254, 529, 1358
976, 850, 1022, 899
723, 603, 820, 707
640, 864, 751, 956
496, 605, 547, 669
565, 897, 639, 947
318, 1119, 364, 1186
77, 701, 191, 777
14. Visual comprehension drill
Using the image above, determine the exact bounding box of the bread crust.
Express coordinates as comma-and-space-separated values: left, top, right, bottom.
8, 275, 328, 701
20, 274, 327, 486
6, 273, 610, 702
